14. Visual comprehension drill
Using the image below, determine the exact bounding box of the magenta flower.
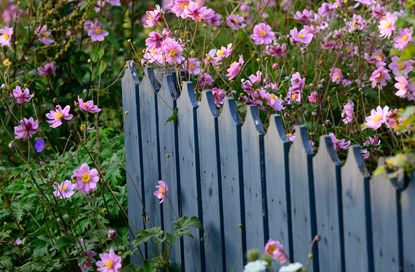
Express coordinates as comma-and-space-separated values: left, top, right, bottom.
0, 27, 13, 47
331, 68, 343, 84
162, 37, 184, 65
144, 4, 163, 28
308, 91, 318, 103
96, 249, 121, 272
211, 87, 225, 106
365, 105, 390, 130
265, 42, 287, 58
264, 239, 288, 264
290, 27, 313, 46
35, 25, 54, 45
251, 23, 275, 45
14, 118, 39, 139
108, 229, 117, 240
226, 55, 244, 80
88, 21, 108, 42
329, 133, 351, 152
183, 58, 201, 75
145, 31, 163, 49
226, 14, 246, 30
77, 97, 101, 113
38, 62, 56, 76
46, 105, 73, 128
342, 100, 354, 124
378, 12, 397, 38
370, 67, 391, 89
171, 0, 190, 18
198, 73, 214, 88
34, 138, 46, 153
53, 180, 76, 199
154, 180, 168, 204
12, 86, 34, 104
364, 136, 381, 147
183, 2, 206, 23
394, 28, 412, 50
73, 163, 100, 194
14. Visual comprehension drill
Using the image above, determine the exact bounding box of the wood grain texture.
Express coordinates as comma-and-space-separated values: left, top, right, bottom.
401, 172, 415, 272
313, 135, 344, 272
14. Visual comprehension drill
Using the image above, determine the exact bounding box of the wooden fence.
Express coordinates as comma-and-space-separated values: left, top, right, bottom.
121, 61, 415, 272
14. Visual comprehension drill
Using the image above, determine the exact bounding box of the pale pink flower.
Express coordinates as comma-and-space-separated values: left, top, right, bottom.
251, 23, 275, 45
183, 58, 201, 75
308, 91, 318, 103
294, 9, 315, 24
331, 68, 343, 84
361, 149, 370, 160
215, 43, 233, 60
378, 12, 397, 38
80, 250, 97, 271
267, 94, 285, 111
108, 229, 117, 240
388, 56, 413, 76
226, 14, 246, 30
88, 21, 108, 42
35, 25, 54, 45
329, 133, 351, 152
154, 180, 168, 203
145, 31, 163, 49
15, 238, 23, 245
370, 67, 391, 89
290, 27, 313, 46
211, 87, 225, 106
264, 239, 288, 264
226, 55, 244, 80
342, 100, 354, 124
107, 0, 121, 6
198, 73, 214, 88
96, 249, 122, 272
394, 76, 414, 98
365, 105, 390, 130
78, 97, 101, 113
73, 163, 100, 194
162, 37, 184, 65
46, 105, 73, 128
171, 0, 190, 18
144, 4, 163, 28
14, 118, 39, 139
12, 86, 34, 104
265, 42, 287, 58
38, 62, 56, 76
53, 180, 76, 199
183, 1, 209, 23
394, 28, 412, 50
2, 4, 19, 24
0, 27, 13, 46
203, 10, 222, 27
364, 136, 380, 147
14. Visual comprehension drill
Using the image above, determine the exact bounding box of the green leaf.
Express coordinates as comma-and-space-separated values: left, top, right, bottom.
132, 227, 164, 247
165, 109, 178, 125
99, 60, 108, 76
172, 216, 202, 241
80, 0, 91, 10
373, 165, 386, 177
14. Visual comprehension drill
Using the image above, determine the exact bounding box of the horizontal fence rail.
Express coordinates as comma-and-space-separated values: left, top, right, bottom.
121, 62, 415, 272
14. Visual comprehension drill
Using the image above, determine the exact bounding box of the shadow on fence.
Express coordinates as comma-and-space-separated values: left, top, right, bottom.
121, 61, 415, 272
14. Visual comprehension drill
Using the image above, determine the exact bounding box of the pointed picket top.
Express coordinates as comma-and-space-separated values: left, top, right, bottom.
143, 66, 160, 92
291, 125, 313, 155
177, 81, 198, 109
158, 73, 177, 109
242, 105, 265, 134
343, 145, 370, 178
265, 114, 289, 143
199, 90, 218, 118
219, 97, 241, 126
315, 135, 341, 166
122, 60, 140, 85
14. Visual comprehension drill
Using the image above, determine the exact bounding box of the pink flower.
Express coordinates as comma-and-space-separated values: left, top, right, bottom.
388, 56, 412, 76
251, 23, 275, 45
15, 238, 23, 245
14, 118, 39, 139
329, 133, 351, 152
212, 87, 225, 106
308, 91, 318, 103
364, 136, 380, 147
154, 180, 168, 204
13, 86, 34, 104
80, 250, 97, 271
265, 42, 287, 58
378, 12, 397, 38
331, 68, 343, 84
171, 0, 190, 18
183, 2, 209, 23
394, 75, 415, 98
226, 55, 244, 80
46, 105, 73, 128
290, 27, 313, 46
264, 239, 288, 264
294, 9, 315, 24
38, 62, 56, 76
107, 0, 121, 6
347, 14, 367, 32
216, 43, 233, 60
203, 10, 222, 27
2, 4, 19, 24
370, 67, 391, 89
88, 21, 108, 42
342, 100, 354, 124
96, 249, 122, 272
361, 149, 370, 160
198, 73, 214, 88
144, 4, 163, 28
226, 14, 246, 30
108, 229, 117, 240
78, 96, 101, 113
145, 31, 163, 49
365, 105, 390, 130
183, 58, 201, 75
0, 27, 13, 47
35, 25, 54, 45
267, 94, 285, 111
53, 180, 76, 199
394, 28, 412, 50
162, 37, 184, 65
73, 163, 100, 194
285, 72, 305, 104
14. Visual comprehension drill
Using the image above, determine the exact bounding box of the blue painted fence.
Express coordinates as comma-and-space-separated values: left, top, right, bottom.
121, 61, 415, 272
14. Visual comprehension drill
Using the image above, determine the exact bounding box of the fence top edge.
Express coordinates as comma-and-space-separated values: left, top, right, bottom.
123, 60, 140, 85
314, 135, 341, 166
199, 90, 218, 117
176, 81, 198, 108
219, 97, 241, 125
243, 105, 265, 134
291, 125, 313, 156
266, 114, 289, 144
343, 145, 370, 178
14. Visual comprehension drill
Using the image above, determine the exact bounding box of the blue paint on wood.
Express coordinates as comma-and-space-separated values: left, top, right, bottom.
401, 172, 415, 272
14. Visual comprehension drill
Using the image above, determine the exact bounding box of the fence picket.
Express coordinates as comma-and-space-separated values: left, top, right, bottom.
342, 145, 373, 271
197, 91, 225, 271
313, 135, 344, 272
156, 73, 181, 266
288, 125, 317, 271
121, 61, 144, 264
218, 98, 245, 271
241, 105, 268, 251
401, 172, 415, 272
176, 81, 204, 271
264, 114, 292, 257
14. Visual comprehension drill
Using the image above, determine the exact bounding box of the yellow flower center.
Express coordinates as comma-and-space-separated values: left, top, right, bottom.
335, 73, 341, 78
60, 185, 68, 191
84, 102, 89, 107
375, 54, 382, 60
291, 93, 298, 100
260, 29, 267, 37
384, 21, 391, 28
168, 49, 178, 58
159, 187, 167, 194
3, 33, 9, 40
401, 35, 408, 41
95, 27, 102, 34
105, 260, 113, 269
189, 63, 195, 71
398, 62, 405, 69
298, 33, 305, 39
81, 173, 91, 183
181, 2, 189, 10
267, 245, 277, 254
373, 114, 382, 122
55, 112, 63, 119
217, 49, 225, 57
